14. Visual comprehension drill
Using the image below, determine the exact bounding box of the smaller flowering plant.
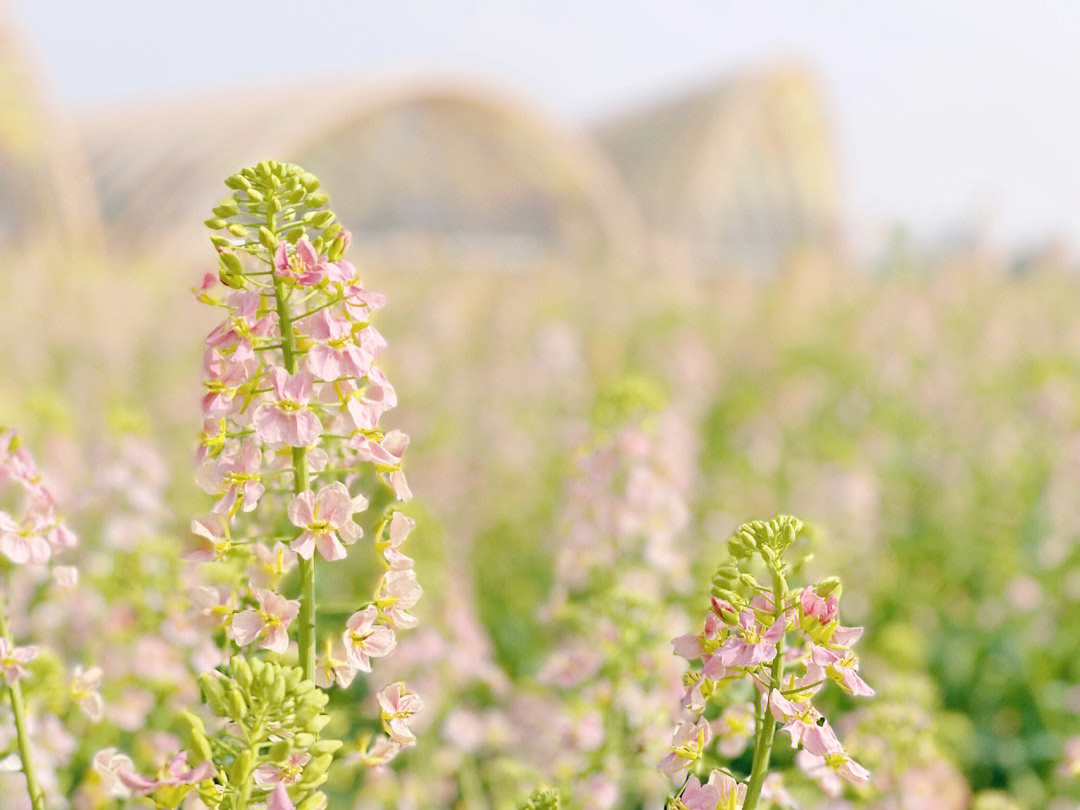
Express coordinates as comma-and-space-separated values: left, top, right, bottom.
662, 516, 873, 810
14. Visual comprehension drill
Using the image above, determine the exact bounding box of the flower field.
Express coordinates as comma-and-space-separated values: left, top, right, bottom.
0, 162, 1078, 810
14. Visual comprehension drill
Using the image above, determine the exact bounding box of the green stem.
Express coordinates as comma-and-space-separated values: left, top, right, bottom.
0, 590, 45, 810
741, 573, 786, 810
266, 201, 315, 683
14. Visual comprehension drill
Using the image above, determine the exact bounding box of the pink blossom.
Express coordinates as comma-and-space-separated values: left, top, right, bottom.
288, 482, 365, 561
0, 638, 36, 683
253, 367, 322, 447
375, 569, 422, 629
274, 238, 326, 285
232, 588, 299, 654
342, 605, 396, 671
378, 511, 415, 570
267, 782, 296, 810
717, 610, 786, 667
377, 681, 422, 745
92, 748, 135, 798
72, 665, 105, 721
196, 440, 264, 514
116, 751, 214, 797
314, 643, 357, 689
658, 717, 711, 776
206, 290, 273, 364
800, 587, 839, 624
254, 752, 310, 786
191, 585, 236, 627
343, 282, 386, 320
248, 541, 298, 588
305, 309, 372, 380
185, 515, 231, 562
0, 500, 56, 564
680, 771, 745, 810
201, 349, 253, 419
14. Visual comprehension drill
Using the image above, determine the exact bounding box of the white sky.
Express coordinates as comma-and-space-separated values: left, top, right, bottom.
11, 0, 1080, 253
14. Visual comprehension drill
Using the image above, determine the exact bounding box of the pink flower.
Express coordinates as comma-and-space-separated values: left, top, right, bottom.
680, 771, 745, 810
800, 587, 839, 624
196, 440, 264, 514
274, 238, 326, 285
116, 751, 214, 797
267, 782, 296, 810
377, 682, 422, 745
0, 499, 56, 564
375, 569, 422, 629
253, 368, 322, 447
305, 310, 372, 381
185, 515, 231, 562
0, 638, 36, 683
350, 429, 412, 501
72, 665, 105, 721
254, 751, 310, 786
201, 349, 252, 419
248, 541, 298, 588
191, 585, 236, 627
288, 482, 365, 561
717, 610, 786, 667
206, 290, 273, 365
314, 643, 357, 689
342, 605, 396, 671
232, 588, 299, 654
658, 717, 711, 777
92, 748, 136, 798
378, 511, 415, 570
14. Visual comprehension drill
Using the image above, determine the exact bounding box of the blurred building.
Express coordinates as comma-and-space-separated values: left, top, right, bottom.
78, 78, 646, 268
595, 64, 843, 273
1, 7, 844, 272
0, 7, 100, 248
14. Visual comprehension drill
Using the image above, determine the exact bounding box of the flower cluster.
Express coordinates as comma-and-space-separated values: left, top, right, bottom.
536, 396, 694, 809
0, 429, 99, 810
662, 516, 872, 810
91, 162, 422, 809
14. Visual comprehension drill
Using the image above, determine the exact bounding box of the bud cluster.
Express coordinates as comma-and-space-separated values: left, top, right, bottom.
662, 516, 873, 810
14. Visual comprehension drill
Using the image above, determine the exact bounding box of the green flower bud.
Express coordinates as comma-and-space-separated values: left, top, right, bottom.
205, 218, 226, 230
296, 792, 328, 810
326, 234, 347, 261
268, 196, 283, 214
310, 739, 342, 756
300, 173, 320, 192
310, 211, 334, 227
225, 686, 246, 720
285, 667, 303, 691
225, 174, 251, 190
815, 577, 842, 597
306, 192, 330, 208
213, 199, 239, 218
268, 740, 293, 761
226, 223, 247, 237
258, 226, 278, 250
199, 674, 227, 715
181, 711, 214, 766
230, 750, 254, 783
292, 733, 316, 749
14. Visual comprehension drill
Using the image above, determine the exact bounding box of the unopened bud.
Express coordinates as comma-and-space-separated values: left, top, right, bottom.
258, 226, 278, 250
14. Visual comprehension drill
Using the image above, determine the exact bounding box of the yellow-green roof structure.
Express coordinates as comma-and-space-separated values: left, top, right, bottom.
595, 64, 843, 271
79, 77, 647, 267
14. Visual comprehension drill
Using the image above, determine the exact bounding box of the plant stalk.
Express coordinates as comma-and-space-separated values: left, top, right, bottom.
266, 201, 315, 682
0, 590, 45, 810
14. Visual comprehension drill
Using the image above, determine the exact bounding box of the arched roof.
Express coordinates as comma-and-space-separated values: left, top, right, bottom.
595, 64, 842, 269
0, 5, 101, 248
79, 75, 646, 266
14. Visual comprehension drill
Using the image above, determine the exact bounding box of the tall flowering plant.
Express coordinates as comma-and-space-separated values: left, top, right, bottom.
662, 516, 872, 810
0, 429, 93, 810
92, 161, 421, 810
